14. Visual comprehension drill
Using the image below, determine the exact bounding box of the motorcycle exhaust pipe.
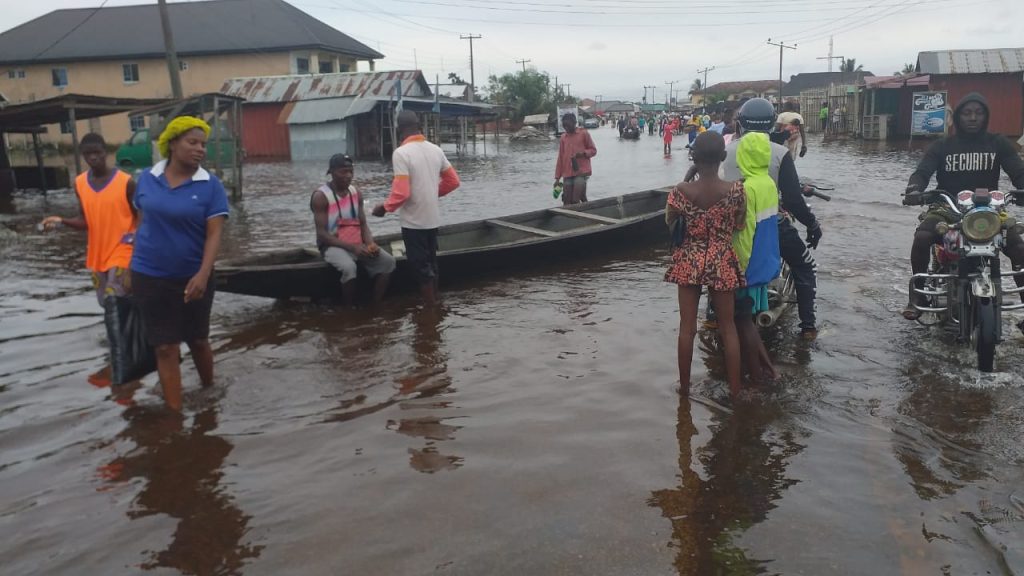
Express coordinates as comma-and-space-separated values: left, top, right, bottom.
756, 302, 792, 328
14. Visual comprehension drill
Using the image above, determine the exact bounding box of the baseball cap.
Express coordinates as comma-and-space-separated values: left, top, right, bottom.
326, 153, 354, 173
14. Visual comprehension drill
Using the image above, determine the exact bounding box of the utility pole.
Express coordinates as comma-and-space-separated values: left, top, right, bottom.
646, 85, 656, 107
665, 80, 677, 108
563, 83, 571, 98
767, 38, 796, 110
157, 0, 183, 99
696, 66, 714, 111
515, 58, 531, 73
816, 36, 844, 72
460, 34, 482, 102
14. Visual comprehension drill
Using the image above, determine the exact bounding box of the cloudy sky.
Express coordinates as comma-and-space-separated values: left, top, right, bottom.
6, 0, 1022, 101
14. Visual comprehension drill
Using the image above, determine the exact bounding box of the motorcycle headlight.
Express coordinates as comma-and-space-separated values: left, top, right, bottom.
961, 210, 1002, 242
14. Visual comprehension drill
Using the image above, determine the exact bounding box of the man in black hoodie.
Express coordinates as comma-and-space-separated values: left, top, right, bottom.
903, 92, 1024, 321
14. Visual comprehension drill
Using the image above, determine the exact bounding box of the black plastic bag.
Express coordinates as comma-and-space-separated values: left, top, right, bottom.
104, 296, 156, 386
670, 217, 686, 248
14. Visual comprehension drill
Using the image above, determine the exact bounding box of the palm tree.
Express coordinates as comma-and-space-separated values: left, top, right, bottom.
690, 78, 702, 94
841, 58, 863, 73
900, 62, 915, 76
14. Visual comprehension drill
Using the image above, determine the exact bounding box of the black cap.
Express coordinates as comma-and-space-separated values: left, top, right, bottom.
326, 153, 354, 173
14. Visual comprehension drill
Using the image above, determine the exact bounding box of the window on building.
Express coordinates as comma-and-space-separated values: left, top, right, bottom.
129, 116, 146, 132
122, 63, 139, 84
296, 57, 310, 74
52, 68, 68, 88
7, 69, 25, 79
339, 63, 350, 73
179, 60, 189, 71
319, 60, 334, 74
60, 120, 73, 134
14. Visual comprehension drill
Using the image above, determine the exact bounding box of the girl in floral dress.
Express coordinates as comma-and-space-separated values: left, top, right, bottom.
665, 132, 746, 395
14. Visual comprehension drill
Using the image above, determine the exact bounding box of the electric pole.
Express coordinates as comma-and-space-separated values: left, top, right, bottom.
516, 58, 531, 73
767, 38, 796, 110
645, 85, 656, 107
157, 0, 183, 99
460, 34, 482, 102
665, 80, 678, 108
563, 83, 571, 98
696, 66, 714, 111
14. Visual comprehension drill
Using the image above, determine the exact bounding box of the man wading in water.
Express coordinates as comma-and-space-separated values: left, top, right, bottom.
373, 111, 461, 305
554, 113, 597, 205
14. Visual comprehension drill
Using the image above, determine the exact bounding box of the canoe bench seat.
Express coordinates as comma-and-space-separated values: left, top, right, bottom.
547, 207, 623, 224
486, 219, 560, 237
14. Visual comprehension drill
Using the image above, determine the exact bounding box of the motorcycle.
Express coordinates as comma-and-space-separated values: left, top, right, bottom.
621, 125, 640, 140
902, 188, 1024, 372
756, 183, 832, 328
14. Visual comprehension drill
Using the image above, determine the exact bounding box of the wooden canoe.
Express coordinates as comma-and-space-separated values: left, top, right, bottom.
215, 187, 672, 300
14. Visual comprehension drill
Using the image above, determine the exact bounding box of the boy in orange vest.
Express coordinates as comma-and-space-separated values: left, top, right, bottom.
41, 133, 137, 387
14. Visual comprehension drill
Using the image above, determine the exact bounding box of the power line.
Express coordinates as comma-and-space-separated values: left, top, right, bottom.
515, 58, 531, 72
31, 0, 109, 61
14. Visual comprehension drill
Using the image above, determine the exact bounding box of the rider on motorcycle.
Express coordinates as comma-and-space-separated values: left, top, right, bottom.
903, 92, 1024, 324
718, 98, 824, 340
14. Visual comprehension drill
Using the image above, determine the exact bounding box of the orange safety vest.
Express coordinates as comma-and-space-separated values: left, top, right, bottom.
74, 170, 134, 272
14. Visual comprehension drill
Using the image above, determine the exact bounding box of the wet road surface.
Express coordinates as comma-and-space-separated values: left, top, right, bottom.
2, 127, 1024, 575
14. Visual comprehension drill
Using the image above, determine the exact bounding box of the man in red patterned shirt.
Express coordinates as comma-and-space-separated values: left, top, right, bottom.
553, 114, 597, 205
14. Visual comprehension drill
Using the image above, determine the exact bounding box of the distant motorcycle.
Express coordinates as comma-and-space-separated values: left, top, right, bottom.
903, 188, 1024, 372
757, 183, 832, 329
621, 125, 640, 140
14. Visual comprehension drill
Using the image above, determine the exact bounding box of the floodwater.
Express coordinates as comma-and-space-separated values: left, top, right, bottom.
3, 126, 1024, 575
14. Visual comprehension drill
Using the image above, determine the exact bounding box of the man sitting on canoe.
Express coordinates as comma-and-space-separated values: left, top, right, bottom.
312, 153, 395, 306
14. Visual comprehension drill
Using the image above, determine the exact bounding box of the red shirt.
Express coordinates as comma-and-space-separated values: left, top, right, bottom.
555, 129, 597, 179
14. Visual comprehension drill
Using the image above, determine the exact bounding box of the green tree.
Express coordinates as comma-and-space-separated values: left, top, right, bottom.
486, 69, 558, 122
841, 58, 863, 73
448, 72, 466, 84
894, 63, 915, 77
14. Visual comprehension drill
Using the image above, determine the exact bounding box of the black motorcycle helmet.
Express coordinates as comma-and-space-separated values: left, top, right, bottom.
737, 98, 776, 133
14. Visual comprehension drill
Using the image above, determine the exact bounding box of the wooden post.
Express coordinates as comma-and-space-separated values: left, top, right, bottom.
212, 95, 222, 178
68, 105, 81, 175
158, 0, 184, 99
233, 99, 243, 199
32, 132, 46, 191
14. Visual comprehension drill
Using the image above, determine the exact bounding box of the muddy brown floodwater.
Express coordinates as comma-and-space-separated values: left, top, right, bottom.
3, 127, 1024, 575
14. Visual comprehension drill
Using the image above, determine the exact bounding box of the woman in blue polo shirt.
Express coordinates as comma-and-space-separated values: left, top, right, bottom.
131, 116, 229, 411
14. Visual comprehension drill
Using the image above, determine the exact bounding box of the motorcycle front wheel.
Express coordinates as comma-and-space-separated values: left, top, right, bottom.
974, 297, 998, 372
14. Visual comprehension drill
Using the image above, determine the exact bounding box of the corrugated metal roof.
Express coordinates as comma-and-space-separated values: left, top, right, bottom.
0, 0, 383, 65
221, 71, 431, 103
435, 85, 470, 99
522, 113, 549, 125
917, 48, 1024, 74
285, 97, 377, 124
864, 75, 930, 89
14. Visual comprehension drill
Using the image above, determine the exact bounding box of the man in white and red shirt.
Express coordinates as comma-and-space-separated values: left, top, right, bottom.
373, 110, 460, 304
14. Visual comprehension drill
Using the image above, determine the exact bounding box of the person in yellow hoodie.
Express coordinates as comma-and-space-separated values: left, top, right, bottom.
733, 132, 781, 383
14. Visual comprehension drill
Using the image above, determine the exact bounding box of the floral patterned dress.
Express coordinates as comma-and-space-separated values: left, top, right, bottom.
664, 181, 747, 291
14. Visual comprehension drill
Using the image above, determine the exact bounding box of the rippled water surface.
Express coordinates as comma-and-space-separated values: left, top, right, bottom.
3, 128, 1024, 575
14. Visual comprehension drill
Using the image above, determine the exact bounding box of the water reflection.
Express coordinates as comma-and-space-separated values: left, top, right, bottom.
894, 359, 994, 500
389, 306, 463, 473
649, 397, 805, 574
97, 407, 262, 574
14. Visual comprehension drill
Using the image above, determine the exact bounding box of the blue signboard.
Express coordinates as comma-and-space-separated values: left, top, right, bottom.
911, 91, 947, 135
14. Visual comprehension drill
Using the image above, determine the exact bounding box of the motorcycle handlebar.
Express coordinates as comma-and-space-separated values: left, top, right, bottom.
903, 189, 1024, 206
800, 182, 834, 202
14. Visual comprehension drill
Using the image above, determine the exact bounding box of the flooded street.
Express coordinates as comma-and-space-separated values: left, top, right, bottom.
3, 126, 1024, 575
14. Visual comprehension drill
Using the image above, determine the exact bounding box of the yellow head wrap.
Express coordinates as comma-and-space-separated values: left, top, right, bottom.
157, 116, 211, 159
